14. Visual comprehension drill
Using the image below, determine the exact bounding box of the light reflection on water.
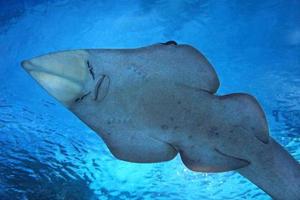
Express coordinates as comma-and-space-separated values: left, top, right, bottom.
0, 0, 299, 199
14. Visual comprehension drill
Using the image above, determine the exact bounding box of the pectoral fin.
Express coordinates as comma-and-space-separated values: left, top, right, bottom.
179, 148, 250, 173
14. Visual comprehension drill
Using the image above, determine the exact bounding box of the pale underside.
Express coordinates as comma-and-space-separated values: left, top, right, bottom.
21, 43, 300, 199
22, 43, 268, 172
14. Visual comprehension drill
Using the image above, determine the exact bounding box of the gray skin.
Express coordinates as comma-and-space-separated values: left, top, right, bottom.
21, 42, 300, 199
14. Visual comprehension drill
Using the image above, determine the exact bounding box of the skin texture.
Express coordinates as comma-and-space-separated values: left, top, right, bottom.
21, 42, 300, 199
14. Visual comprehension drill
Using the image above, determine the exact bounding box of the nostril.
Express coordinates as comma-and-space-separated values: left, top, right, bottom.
87, 60, 95, 80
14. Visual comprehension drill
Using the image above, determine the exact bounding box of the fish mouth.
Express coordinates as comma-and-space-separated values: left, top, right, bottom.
21, 51, 89, 106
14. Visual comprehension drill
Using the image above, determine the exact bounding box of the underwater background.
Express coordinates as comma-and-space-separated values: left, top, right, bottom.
0, 0, 299, 199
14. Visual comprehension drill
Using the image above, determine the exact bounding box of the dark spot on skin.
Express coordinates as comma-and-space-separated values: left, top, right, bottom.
251, 127, 255, 131
103, 131, 111, 136
87, 60, 95, 80
186, 109, 191, 113
160, 40, 178, 45
161, 124, 169, 130
188, 135, 193, 139
74, 91, 91, 102
174, 126, 179, 130
170, 117, 174, 121
107, 120, 111, 125
210, 126, 218, 131
208, 126, 220, 137
177, 101, 182, 105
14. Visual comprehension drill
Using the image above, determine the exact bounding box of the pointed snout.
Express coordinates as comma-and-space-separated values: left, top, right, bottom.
21, 50, 90, 106
21, 60, 31, 71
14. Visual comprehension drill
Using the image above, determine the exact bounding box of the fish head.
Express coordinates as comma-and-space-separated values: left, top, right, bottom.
21, 50, 92, 107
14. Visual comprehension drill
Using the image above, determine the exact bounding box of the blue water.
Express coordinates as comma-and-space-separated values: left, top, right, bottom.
0, 0, 299, 199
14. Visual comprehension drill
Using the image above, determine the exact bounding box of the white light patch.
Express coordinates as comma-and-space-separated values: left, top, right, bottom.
29, 50, 89, 83
30, 71, 83, 105
22, 50, 90, 106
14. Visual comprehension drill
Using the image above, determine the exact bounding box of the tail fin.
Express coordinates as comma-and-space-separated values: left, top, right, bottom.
219, 93, 300, 199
